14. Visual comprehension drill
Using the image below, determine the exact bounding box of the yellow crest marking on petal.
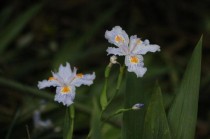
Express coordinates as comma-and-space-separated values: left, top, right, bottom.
61, 86, 71, 94
48, 77, 56, 81
115, 35, 124, 43
76, 73, 83, 78
130, 56, 139, 64
136, 39, 142, 45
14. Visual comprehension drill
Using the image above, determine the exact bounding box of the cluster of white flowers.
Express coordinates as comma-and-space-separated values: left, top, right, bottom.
37, 26, 159, 106
105, 26, 160, 77
38, 63, 95, 106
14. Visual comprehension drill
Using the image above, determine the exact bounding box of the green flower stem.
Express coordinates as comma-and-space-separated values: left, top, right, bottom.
105, 64, 125, 109
111, 64, 125, 102
69, 105, 75, 139
64, 105, 75, 139
104, 108, 132, 122
100, 64, 112, 111
100, 64, 125, 119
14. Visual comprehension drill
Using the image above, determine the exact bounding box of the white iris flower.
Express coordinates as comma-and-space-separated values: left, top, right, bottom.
38, 62, 95, 106
105, 26, 160, 77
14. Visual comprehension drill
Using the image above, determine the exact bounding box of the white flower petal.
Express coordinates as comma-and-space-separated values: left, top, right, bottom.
106, 47, 125, 56
125, 55, 147, 77
57, 62, 74, 83
37, 80, 60, 89
105, 26, 129, 47
127, 64, 147, 78
129, 35, 142, 53
51, 72, 64, 84
38, 62, 95, 106
134, 39, 160, 55
72, 72, 96, 87
54, 86, 76, 106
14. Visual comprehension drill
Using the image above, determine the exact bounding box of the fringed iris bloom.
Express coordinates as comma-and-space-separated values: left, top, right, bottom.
105, 26, 160, 77
38, 62, 95, 106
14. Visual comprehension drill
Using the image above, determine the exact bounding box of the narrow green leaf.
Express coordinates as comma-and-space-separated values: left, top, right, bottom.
0, 3, 42, 53
142, 84, 171, 139
168, 36, 202, 139
91, 98, 102, 139
122, 73, 155, 139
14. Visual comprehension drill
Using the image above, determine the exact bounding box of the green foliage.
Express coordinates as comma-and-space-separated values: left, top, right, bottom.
122, 73, 154, 139
0, 0, 205, 138
143, 84, 171, 139
168, 37, 202, 139
100, 65, 110, 111
90, 98, 102, 139
122, 37, 202, 139
100, 65, 125, 112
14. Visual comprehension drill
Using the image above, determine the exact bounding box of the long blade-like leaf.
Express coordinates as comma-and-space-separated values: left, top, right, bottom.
90, 98, 102, 139
142, 84, 171, 139
168, 36, 202, 139
122, 73, 154, 139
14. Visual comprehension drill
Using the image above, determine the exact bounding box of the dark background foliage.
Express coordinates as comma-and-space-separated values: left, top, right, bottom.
0, 0, 210, 138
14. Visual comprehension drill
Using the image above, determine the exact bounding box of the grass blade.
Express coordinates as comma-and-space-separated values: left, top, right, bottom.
168, 36, 202, 139
142, 84, 171, 139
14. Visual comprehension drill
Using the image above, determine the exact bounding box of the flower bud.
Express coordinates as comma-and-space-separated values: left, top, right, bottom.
110, 55, 118, 64
132, 103, 144, 110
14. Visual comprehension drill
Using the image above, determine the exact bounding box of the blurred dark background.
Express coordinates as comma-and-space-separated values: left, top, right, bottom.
0, 0, 210, 139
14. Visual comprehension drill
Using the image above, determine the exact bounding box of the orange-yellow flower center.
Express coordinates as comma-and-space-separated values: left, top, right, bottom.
130, 56, 139, 64
115, 35, 124, 43
48, 77, 56, 81
61, 86, 71, 94
76, 73, 83, 78
136, 39, 142, 45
